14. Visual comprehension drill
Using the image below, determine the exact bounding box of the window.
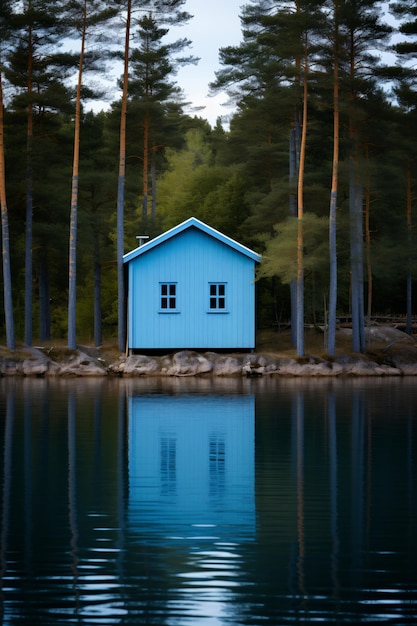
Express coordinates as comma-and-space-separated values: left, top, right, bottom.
209, 283, 226, 311
160, 283, 177, 310
209, 434, 225, 497
161, 437, 176, 495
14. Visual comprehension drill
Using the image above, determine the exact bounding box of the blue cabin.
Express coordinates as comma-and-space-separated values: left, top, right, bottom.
123, 217, 261, 353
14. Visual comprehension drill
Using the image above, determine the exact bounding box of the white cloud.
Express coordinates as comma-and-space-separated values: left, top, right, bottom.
175, 0, 243, 125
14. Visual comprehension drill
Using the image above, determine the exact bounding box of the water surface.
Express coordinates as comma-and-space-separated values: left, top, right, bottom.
0, 377, 416, 624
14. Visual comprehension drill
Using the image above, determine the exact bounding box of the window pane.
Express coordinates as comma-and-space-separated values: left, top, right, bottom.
169, 297, 176, 308
169, 284, 176, 296
161, 298, 167, 309
161, 284, 167, 296
210, 297, 216, 309
219, 284, 225, 296
219, 298, 225, 309
210, 284, 217, 296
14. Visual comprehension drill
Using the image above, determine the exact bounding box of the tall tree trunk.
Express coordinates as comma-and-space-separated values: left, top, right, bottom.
364, 143, 372, 321
328, 0, 340, 358
142, 108, 149, 217
406, 159, 412, 335
0, 71, 15, 350
117, 0, 131, 353
25, 12, 33, 346
348, 29, 365, 353
296, 43, 308, 358
39, 257, 50, 342
151, 145, 157, 219
350, 170, 365, 352
93, 222, 102, 347
290, 116, 300, 347
68, 0, 87, 350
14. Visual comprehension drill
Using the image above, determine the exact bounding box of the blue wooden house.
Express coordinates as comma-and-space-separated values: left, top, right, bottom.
123, 217, 261, 352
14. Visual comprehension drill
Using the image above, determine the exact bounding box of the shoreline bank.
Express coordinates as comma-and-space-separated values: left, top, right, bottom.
1, 325, 417, 377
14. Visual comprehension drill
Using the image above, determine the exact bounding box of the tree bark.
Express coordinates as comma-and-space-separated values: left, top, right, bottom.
68, 0, 87, 350
296, 41, 308, 358
25, 9, 34, 346
328, 0, 340, 358
117, 0, 131, 353
0, 71, 15, 350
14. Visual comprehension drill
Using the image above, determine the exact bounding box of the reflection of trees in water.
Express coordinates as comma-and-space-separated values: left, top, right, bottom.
295, 392, 305, 599
1, 379, 417, 624
328, 391, 339, 597
68, 392, 80, 612
1, 388, 14, 619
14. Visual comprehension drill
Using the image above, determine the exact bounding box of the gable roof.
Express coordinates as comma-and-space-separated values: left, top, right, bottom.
123, 217, 261, 264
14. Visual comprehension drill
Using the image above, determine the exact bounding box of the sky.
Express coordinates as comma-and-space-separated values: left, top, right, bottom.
95, 1, 397, 127
173, 0, 244, 126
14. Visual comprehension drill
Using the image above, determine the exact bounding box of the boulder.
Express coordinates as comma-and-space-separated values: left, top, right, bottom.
56, 349, 107, 376
121, 355, 161, 376
165, 351, 213, 376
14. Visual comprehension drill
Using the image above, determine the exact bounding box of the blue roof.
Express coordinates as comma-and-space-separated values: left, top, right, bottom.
123, 217, 261, 264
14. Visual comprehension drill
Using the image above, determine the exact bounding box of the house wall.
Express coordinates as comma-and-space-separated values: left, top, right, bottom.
127, 228, 256, 350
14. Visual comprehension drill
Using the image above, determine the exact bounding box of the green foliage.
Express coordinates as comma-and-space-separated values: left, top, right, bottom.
257, 213, 329, 285
1, 0, 417, 345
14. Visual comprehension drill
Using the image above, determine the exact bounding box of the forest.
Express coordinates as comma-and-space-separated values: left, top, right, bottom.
0, 0, 416, 357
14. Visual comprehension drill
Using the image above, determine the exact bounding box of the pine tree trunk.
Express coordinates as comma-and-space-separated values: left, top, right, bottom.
93, 250, 102, 347
296, 44, 308, 358
117, 0, 131, 353
25, 14, 34, 346
0, 71, 15, 350
68, 0, 87, 350
406, 160, 412, 335
151, 146, 157, 219
39, 258, 50, 342
290, 126, 298, 347
350, 169, 365, 353
364, 149, 372, 321
328, 0, 340, 358
142, 108, 149, 217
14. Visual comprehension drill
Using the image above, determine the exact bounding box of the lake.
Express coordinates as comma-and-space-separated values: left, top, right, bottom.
0, 376, 416, 624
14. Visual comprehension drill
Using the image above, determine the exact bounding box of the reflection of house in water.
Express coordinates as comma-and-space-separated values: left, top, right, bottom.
128, 394, 255, 541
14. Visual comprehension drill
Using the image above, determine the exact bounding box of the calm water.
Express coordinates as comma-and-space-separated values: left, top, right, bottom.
0, 376, 416, 625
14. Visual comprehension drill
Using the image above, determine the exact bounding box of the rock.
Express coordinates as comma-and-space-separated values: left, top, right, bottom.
208, 353, 243, 376
277, 357, 343, 377
397, 363, 417, 375
165, 351, 213, 376
122, 355, 161, 376
55, 349, 107, 376
0, 357, 20, 376
1, 325, 417, 377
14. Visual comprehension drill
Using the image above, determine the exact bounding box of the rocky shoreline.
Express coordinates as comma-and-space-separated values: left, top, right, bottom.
1, 326, 417, 378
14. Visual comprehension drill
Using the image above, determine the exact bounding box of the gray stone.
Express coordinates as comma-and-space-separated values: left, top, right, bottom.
122, 355, 160, 375
1, 326, 417, 377
166, 351, 213, 376
56, 350, 107, 376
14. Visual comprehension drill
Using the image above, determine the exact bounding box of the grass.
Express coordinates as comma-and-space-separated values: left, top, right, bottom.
255, 327, 353, 358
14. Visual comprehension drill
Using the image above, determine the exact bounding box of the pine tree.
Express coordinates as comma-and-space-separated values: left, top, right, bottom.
117, 0, 131, 352
326, 0, 341, 357
7, 0, 75, 346
390, 0, 417, 334
66, 0, 118, 350
0, 0, 15, 350
212, 0, 324, 356
128, 0, 197, 218
341, 0, 391, 352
